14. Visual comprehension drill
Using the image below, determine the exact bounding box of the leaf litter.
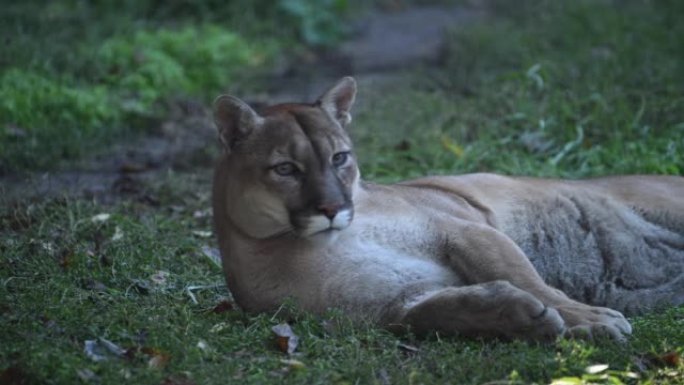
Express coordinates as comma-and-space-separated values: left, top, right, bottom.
84, 338, 126, 362
272, 323, 299, 355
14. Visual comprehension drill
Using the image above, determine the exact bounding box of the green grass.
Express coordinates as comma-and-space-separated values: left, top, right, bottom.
1, 185, 682, 384
2, 0, 684, 384
353, 0, 684, 181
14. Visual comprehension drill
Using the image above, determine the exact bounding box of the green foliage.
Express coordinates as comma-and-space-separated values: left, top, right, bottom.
0, 70, 120, 130
0, 0, 352, 172
279, 0, 351, 46
0, 70, 122, 171
0, 10, 277, 171
97, 26, 273, 110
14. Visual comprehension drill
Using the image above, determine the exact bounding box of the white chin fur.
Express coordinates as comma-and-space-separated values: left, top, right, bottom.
300, 209, 353, 237
332, 209, 352, 229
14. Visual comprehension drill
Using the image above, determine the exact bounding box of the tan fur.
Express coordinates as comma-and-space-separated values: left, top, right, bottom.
212, 77, 684, 341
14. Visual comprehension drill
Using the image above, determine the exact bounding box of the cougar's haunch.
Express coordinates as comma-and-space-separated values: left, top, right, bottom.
212, 77, 684, 341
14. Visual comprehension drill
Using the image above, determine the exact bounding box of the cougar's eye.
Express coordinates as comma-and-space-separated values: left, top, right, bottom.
332, 151, 350, 168
272, 162, 299, 176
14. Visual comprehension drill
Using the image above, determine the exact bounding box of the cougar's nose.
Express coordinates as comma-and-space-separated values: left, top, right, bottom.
317, 203, 344, 219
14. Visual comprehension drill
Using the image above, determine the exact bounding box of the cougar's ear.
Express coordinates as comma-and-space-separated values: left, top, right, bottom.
317, 76, 357, 128
213, 95, 262, 152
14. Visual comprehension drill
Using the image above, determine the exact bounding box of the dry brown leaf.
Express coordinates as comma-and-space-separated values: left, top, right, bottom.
272, 323, 299, 355
0, 366, 31, 385
211, 300, 235, 314
634, 350, 682, 371
148, 354, 170, 370
142, 347, 171, 369
58, 248, 73, 269
652, 351, 681, 367
119, 162, 147, 173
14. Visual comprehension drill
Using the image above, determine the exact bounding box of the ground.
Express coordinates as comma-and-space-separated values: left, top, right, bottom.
1, 1, 683, 384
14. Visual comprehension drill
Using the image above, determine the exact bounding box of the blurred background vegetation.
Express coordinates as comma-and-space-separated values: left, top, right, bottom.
0, 0, 353, 172
1, 0, 682, 177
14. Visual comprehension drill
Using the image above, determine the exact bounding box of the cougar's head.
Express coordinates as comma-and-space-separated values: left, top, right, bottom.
213, 77, 360, 239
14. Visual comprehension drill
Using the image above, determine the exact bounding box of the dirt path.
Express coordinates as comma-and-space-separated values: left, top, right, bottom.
1, 4, 483, 205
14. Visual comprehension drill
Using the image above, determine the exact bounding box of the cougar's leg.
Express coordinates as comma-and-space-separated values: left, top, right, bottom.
442, 223, 632, 340
397, 281, 565, 341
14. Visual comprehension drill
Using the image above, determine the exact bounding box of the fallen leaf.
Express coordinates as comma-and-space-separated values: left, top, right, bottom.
641, 351, 682, 368
398, 342, 419, 353
193, 209, 211, 219
192, 230, 212, 238
440, 135, 464, 158
0, 366, 30, 385
41, 241, 55, 255
148, 354, 170, 370
91, 213, 111, 223
119, 162, 147, 173
76, 368, 98, 382
201, 246, 221, 268
185, 283, 225, 304
120, 368, 132, 379
211, 300, 234, 314
210, 322, 230, 333
141, 347, 171, 370
280, 359, 306, 370
58, 247, 73, 269
84, 338, 126, 362
585, 364, 609, 374
111, 226, 124, 241
131, 279, 151, 295
196, 340, 210, 352
272, 323, 299, 355
659, 351, 681, 367
150, 271, 170, 286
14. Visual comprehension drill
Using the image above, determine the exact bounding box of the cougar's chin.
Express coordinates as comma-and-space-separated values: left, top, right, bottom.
296, 208, 354, 238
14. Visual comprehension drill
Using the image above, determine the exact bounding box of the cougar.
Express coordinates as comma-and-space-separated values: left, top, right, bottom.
212, 77, 683, 341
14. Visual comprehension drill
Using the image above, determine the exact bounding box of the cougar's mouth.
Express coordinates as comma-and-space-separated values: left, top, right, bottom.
296, 208, 353, 237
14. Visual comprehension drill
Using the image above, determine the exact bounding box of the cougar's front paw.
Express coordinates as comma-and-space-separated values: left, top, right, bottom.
490, 282, 566, 341
557, 304, 632, 341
